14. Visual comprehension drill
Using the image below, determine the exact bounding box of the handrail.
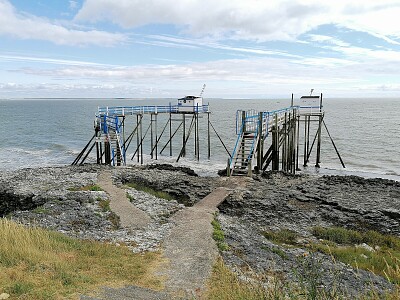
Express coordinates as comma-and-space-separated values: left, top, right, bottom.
97, 104, 210, 116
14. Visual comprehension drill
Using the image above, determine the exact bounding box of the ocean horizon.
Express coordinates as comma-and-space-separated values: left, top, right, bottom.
1, 97, 399, 181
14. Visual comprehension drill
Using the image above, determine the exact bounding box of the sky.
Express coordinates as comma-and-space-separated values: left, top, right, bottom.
1, 0, 400, 99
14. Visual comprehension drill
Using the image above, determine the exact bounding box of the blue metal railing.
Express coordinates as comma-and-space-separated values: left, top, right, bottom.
230, 106, 300, 169
98, 104, 210, 116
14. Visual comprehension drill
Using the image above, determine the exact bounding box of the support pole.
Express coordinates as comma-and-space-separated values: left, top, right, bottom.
150, 114, 154, 159
323, 120, 346, 168
207, 112, 211, 159
257, 112, 263, 171
169, 112, 172, 156
182, 114, 186, 157
315, 113, 323, 167
209, 121, 231, 157
160, 122, 183, 154
177, 115, 196, 162
136, 115, 140, 163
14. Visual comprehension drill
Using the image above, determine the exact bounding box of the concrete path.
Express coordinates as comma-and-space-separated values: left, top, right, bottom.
159, 187, 231, 297
85, 174, 240, 299
97, 170, 151, 229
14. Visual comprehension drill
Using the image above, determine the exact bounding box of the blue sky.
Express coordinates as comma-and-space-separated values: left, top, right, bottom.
1, 0, 400, 98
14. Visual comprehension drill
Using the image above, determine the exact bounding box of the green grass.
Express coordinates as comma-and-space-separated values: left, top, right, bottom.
68, 185, 103, 192
207, 257, 400, 300
206, 258, 270, 300
212, 219, 230, 252
98, 199, 111, 212
262, 228, 298, 245
311, 226, 400, 284
312, 226, 400, 249
0, 218, 161, 299
32, 206, 49, 214
125, 182, 174, 201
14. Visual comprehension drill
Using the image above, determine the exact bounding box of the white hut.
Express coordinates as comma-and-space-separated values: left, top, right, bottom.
177, 95, 203, 112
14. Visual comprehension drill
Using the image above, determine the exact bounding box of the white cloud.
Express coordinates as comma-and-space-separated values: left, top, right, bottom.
0, 53, 121, 67
69, 1, 78, 10
0, 0, 127, 46
75, 0, 400, 42
75, 0, 327, 41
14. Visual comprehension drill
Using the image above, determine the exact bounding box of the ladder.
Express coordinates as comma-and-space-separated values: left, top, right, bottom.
230, 110, 259, 176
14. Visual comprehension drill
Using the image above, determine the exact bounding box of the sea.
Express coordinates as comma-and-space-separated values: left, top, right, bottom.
0, 98, 399, 180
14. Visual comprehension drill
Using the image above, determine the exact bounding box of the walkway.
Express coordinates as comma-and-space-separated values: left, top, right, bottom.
97, 170, 151, 229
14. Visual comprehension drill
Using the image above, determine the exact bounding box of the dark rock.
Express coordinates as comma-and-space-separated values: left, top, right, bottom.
145, 163, 198, 176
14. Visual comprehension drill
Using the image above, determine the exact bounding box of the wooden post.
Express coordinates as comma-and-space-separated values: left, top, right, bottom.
155, 113, 158, 160
282, 112, 287, 171
150, 114, 154, 159
169, 113, 172, 156
315, 114, 322, 168
207, 112, 211, 159
241, 111, 246, 169
257, 112, 263, 171
182, 114, 186, 157
315, 94, 323, 167
197, 112, 200, 161
136, 114, 140, 163
303, 115, 308, 167
272, 113, 279, 171
227, 158, 231, 177
140, 115, 143, 165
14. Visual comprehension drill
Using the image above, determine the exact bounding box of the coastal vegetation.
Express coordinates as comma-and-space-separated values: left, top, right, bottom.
68, 185, 103, 192
311, 226, 400, 284
0, 218, 161, 299
207, 256, 400, 299
212, 217, 230, 251
125, 182, 174, 201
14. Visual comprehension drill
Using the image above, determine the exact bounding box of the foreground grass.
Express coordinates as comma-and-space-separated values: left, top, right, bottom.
0, 218, 161, 299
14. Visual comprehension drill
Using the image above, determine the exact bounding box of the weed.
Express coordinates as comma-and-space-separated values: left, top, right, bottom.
262, 228, 298, 245
6, 281, 33, 296
206, 258, 269, 300
271, 247, 288, 260
108, 212, 120, 229
32, 206, 49, 214
98, 199, 110, 212
68, 185, 103, 192
125, 182, 174, 201
211, 218, 230, 252
311, 226, 400, 284
126, 192, 134, 202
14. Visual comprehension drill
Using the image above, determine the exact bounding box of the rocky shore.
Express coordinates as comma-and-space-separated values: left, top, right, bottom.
1, 164, 399, 297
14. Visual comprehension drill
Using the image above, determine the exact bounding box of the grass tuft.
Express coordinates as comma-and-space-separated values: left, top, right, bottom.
68, 185, 103, 192
212, 219, 230, 252
311, 226, 400, 284
125, 182, 174, 201
262, 228, 298, 245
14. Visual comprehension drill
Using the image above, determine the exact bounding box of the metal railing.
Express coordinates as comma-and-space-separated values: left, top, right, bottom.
98, 104, 210, 116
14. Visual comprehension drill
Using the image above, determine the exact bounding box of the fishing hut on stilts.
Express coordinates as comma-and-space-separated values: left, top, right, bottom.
72, 85, 231, 166
228, 92, 345, 176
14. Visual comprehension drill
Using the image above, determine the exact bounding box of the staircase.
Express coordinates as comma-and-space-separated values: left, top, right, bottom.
231, 131, 258, 176
102, 115, 126, 166
230, 110, 260, 176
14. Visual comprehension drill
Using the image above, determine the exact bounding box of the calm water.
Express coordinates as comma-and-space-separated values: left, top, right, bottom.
0, 98, 399, 179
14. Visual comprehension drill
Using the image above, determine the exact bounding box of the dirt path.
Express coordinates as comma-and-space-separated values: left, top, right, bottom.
97, 170, 151, 229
